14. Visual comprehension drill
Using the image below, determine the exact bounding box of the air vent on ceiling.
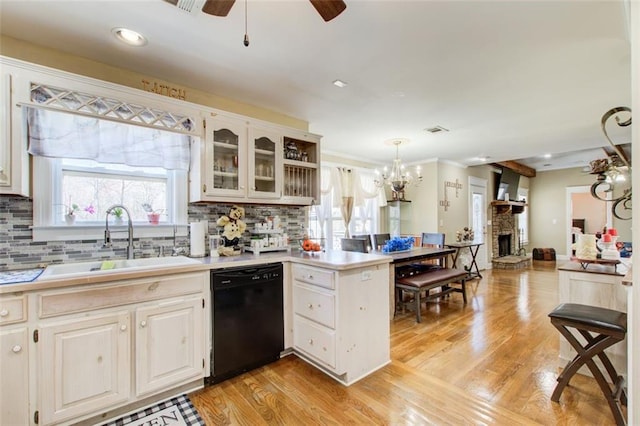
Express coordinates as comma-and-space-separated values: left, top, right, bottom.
170, 0, 206, 15
425, 125, 449, 134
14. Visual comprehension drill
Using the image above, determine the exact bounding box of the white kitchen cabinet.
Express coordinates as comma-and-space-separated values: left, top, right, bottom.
197, 115, 248, 199
135, 297, 204, 396
281, 133, 320, 205
0, 61, 30, 196
0, 292, 30, 426
38, 311, 131, 425
248, 126, 282, 199
191, 113, 320, 205
292, 263, 390, 385
34, 270, 209, 425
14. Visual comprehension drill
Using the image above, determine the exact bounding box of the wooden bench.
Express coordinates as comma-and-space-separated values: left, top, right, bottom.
395, 267, 468, 323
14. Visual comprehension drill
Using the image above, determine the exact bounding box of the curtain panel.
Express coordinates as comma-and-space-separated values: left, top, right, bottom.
26, 107, 191, 171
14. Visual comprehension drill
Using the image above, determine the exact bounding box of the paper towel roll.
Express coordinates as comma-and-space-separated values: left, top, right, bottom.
190, 222, 205, 257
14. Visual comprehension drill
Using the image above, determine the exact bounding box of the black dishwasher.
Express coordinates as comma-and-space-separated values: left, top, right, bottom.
207, 263, 284, 385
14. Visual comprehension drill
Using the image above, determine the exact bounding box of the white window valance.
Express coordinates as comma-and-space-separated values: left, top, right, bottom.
27, 107, 191, 171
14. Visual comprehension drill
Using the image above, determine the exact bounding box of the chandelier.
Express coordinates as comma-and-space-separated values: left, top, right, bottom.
374, 139, 422, 200
589, 107, 632, 220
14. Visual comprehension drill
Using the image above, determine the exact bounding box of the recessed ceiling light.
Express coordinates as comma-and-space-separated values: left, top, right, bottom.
544, 153, 552, 159
112, 27, 147, 46
332, 79, 348, 88
478, 156, 488, 162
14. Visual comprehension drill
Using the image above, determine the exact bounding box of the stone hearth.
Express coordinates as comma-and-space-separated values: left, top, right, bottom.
492, 255, 531, 270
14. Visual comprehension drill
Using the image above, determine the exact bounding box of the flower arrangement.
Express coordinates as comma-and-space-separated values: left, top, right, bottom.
382, 236, 414, 253
142, 203, 164, 225
456, 227, 474, 242
57, 199, 95, 217
141, 203, 164, 214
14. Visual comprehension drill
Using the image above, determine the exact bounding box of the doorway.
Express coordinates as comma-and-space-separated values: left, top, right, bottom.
469, 176, 488, 270
565, 185, 611, 256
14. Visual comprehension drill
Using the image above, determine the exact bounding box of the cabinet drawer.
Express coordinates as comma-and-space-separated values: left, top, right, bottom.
38, 272, 207, 318
292, 264, 334, 289
294, 316, 336, 369
293, 284, 335, 328
0, 295, 27, 325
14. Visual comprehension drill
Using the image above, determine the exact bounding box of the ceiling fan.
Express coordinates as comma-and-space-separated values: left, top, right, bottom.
165, 0, 347, 22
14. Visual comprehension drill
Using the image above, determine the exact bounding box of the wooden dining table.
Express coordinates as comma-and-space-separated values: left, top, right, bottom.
377, 247, 456, 317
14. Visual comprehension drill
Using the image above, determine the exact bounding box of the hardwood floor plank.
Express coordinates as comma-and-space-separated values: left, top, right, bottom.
191, 265, 624, 425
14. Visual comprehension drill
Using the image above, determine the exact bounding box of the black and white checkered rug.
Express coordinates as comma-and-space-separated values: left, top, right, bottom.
101, 394, 204, 426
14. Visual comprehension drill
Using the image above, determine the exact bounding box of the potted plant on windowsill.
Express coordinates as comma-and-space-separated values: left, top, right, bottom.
141, 203, 163, 225
57, 199, 95, 225
110, 207, 124, 225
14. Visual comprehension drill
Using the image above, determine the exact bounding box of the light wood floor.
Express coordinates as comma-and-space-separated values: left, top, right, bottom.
190, 262, 625, 425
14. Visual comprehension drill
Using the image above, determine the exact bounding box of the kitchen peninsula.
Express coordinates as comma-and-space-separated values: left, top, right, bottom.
0, 250, 392, 426
557, 260, 630, 378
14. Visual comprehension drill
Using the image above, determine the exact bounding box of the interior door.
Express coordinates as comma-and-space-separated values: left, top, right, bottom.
469, 177, 488, 270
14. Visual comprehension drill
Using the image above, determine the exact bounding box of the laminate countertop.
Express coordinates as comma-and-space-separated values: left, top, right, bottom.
0, 249, 392, 294
558, 259, 631, 277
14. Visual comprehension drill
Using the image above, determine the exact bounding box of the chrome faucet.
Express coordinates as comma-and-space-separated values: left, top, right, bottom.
104, 204, 135, 259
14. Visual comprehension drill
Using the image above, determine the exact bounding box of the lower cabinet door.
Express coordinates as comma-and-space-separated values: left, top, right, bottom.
0, 327, 30, 426
38, 311, 131, 425
135, 297, 204, 396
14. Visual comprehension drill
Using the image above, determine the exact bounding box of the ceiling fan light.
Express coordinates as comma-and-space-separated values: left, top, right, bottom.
112, 28, 147, 46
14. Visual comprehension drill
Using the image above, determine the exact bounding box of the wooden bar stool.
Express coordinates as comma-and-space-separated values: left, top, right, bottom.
548, 303, 627, 426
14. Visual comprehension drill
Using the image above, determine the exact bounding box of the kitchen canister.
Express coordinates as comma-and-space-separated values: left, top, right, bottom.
190, 222, 206, 257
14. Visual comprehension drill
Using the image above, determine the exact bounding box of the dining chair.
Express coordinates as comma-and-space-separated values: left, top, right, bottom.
341, 238, 369, 253
372, 233, 391, 251
421, 232, 445, 248
352, 234, 373, 252
420, 232, 446, 267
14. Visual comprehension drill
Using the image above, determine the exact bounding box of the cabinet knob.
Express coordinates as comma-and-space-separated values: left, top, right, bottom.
12, 345, 22, 353
140, 320, 147, 328
308, 303, 313, 309
0, 309, 8, 317
120, 324, 127, 332
308, 339, 314, 345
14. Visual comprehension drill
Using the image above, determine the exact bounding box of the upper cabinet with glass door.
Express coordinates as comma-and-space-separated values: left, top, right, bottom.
191, 112, 321, 205
248, 127, 281, 199
195, 115, 248, 200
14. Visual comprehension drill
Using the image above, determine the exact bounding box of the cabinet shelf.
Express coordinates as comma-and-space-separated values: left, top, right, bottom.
283, 159, 318, 169
213, 141, 239, 150
255, 176, 275, 182
213, 171, 238, 178
255, 148, 275, 156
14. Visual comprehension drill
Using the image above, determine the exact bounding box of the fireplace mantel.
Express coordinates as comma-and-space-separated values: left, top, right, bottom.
491, 200, 527, 215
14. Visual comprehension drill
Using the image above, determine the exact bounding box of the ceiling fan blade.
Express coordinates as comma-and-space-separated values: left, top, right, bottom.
309, 0, 346, 22
202, 0, 236, 17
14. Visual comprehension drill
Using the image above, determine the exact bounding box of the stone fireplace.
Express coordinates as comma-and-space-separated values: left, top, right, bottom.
491, 201, 518, 258
491, 201, 530, 269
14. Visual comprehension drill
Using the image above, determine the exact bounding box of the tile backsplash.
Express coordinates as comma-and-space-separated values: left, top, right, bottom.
0, 195, 308, 271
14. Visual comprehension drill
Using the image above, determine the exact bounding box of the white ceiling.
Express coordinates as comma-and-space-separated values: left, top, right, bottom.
0, 0, 632, 171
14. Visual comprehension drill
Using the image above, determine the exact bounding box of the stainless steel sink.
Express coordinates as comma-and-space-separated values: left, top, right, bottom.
39, 256, 201, 280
